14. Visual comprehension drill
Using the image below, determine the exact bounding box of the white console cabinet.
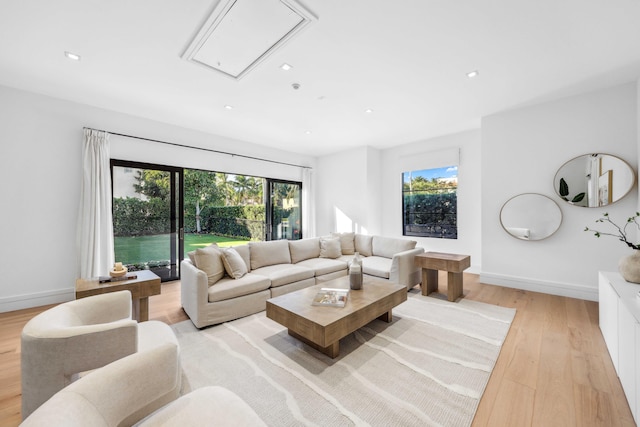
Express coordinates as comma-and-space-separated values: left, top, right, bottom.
599, 271, 640, 423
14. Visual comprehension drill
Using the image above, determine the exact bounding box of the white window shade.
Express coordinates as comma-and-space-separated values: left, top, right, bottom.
399, 147, 460, 172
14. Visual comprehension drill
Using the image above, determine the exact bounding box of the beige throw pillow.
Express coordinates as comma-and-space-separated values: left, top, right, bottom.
194, 244, 225, 286
355, 234, 373, 257
331, 232, 355, 255
221, 248, 248, 279
320, 237, 342, 259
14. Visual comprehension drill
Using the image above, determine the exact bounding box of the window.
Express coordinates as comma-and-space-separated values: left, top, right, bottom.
402, 166, 457, 239
111, 160, 302, 280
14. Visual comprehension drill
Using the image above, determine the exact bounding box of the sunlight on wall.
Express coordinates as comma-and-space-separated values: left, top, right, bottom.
333, 206, 368, 234
334, 206, 352, 232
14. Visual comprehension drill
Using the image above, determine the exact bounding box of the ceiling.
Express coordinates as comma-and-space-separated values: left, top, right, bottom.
1, 0, 640, 157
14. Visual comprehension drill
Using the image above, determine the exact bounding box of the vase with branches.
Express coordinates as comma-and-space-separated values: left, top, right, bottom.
584, 212, 640, 249
585, 212, 640, 283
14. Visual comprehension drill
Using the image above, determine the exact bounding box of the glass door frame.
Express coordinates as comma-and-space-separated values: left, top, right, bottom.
110, 160, 184, 281
266, 178, 303, 241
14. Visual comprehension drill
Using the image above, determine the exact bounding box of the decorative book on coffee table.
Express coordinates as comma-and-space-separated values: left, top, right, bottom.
311, 288, 349, 307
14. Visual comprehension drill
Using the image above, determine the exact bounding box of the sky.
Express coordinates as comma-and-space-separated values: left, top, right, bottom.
403, 166, 458, 182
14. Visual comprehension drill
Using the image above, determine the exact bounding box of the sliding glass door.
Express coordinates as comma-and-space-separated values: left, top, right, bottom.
111, 160, 183, 281
111, 161, 302, 280
267, 180, 302, 240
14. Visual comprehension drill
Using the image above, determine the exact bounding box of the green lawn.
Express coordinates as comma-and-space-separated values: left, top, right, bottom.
114, 233, 250, 265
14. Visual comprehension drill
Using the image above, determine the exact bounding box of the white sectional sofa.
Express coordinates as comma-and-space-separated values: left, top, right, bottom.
180, 233, 424, 328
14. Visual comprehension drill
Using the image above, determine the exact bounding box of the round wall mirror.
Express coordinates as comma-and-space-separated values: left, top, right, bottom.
553, 153, 635, 207
500, 193, 562, 241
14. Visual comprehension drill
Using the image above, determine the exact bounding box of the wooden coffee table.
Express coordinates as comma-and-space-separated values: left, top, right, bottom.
266, 275, 407, 358
76, 270, 161, 322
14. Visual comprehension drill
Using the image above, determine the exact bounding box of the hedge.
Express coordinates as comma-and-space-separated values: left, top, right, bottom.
115, 198, 301, 241
201, 205, 265, 240
113, 197, 170, 237
403, 192, 457, 239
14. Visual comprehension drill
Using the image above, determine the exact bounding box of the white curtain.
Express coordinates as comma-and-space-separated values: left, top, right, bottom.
302, 167, 316, 238
77, 129, 114, 277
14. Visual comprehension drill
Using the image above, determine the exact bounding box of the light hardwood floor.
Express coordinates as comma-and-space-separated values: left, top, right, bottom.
0, 274, 634, 426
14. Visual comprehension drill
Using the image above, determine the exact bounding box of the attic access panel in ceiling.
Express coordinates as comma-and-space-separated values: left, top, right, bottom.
183, 0, 316, 80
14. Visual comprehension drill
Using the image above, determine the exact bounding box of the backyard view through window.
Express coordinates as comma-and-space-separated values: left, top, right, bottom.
402, 166, 457, 239
112, 161, 301, 280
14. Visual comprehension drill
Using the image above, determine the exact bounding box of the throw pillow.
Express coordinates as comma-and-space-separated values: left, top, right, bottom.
355, 234, 373, 256
319, 237, 341, 259
194, 244, 225, 286
221, 248, 248, 279
331, 232, 356, 255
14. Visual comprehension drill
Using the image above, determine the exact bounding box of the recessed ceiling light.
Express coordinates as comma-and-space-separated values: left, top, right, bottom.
280, 63, 293, 71
365, 108, 373, 113
224, 105, 233, 110
305, 130, 312, 135
64, 51, 81, 61
466, 70, 479, 78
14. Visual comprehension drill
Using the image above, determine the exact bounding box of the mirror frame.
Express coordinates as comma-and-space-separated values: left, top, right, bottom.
553, 153, 636, 208
500, 193, 563, 241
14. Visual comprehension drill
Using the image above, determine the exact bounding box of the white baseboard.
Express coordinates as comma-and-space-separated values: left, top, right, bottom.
0, 287, 75, 313
479, 272, 598, 302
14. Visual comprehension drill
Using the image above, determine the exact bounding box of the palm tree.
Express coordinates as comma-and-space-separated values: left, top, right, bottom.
215, 173, 235, 206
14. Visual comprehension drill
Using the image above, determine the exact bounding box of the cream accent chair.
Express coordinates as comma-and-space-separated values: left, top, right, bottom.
20, 342, 266, 427
21, 290, 178, 419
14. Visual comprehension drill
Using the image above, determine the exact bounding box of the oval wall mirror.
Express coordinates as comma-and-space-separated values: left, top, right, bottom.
500, 193, 562, 241
553, 153, 635, 207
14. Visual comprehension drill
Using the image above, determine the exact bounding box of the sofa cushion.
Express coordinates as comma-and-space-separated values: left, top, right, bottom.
362, 256, 392, 279
249, 240, 292, 270
232, 244, 251, 272
331, 232, 355, 255
251, 264, 314, 288
207, 273, 271, 303
193, 244, 225, 286
319, 237, 341, 259
372, 236, 417, 259
296, 258, 347, 276
355, 234, 373, 257
288, 238, 320, 264
220, 248, 248, 279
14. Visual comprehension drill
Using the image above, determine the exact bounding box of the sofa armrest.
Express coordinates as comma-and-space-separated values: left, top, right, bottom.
180, 259, 210, 328
21, 343, 181, 427
137, 386, 267, 427
71, 290, 133, 324
389, 247, 425, 289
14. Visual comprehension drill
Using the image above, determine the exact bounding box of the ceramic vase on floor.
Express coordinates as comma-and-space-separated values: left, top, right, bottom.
619, 250, 640, 284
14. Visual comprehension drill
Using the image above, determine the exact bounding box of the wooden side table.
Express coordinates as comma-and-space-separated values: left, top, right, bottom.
414, 252, 470, 302
76, 270, 161, 322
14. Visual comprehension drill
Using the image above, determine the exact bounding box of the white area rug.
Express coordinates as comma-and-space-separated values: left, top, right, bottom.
172, 291, 516, 426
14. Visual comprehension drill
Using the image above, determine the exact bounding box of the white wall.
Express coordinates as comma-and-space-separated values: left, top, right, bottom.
481, 82, 638, 301
0, 85, 315, 312
380, 130, 482, 273
315, 146, 383, 236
